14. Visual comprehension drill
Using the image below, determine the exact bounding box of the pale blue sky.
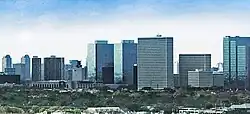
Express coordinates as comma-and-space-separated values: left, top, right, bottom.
1, 0, 250, 67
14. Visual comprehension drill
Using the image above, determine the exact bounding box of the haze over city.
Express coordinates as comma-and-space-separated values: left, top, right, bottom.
1, 0, 250, 68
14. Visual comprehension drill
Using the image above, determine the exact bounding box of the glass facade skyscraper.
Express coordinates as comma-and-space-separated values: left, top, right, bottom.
44, 56, 64, 80
114, 40, 137, 84
2, 55, 12, 72
87, 40, 114, 82
138, 35, 174, 89
223, 36, 250, 89
21, 55, 30, 80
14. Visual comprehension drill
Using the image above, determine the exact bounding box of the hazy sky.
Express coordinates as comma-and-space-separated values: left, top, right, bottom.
1, 0, 250, 68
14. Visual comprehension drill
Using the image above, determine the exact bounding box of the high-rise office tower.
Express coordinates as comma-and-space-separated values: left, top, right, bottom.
179, 54, 211, 88
137, 35, 174, 89
114, 40, 137, 84
223, 36, 250, 89
21, 55, 30, 80
13, 63, 25, 81
44, 55, 64, 80
32, 56, 41, 81
2, 55, 12, 72
87, 40, 114, 82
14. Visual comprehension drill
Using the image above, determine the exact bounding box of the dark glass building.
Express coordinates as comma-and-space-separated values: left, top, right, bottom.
32, 56, 41, 81
102, 66, 114, 84
0, 74, 20, 84
133, 64, 138, 89
223, 36, 250, 89
44, 55, 64, 80
114, 40, 137, 84
87, 40, 114, 82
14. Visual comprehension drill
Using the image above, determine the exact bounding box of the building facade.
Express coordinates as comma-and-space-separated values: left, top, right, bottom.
21, 55, 30, 80
4, 68, 15, 75
133, 64, 138, 89
13, 63, 25, 81
102, 66, 114, 84
64, 64, 73, 80
223, 36, 250, 89
32, 56, 41, 81
188, 70, 213, 88
137, 35, 174, 89
87, 40, 114, 82
0, 74, 20, 84
114, 40, 137, 84
44, 56, 64, 80
72, 60, 83, 81
41, 64, 44, 80
179, 54, 211, 88
213, 72, 224, 87
2, 55, 12, 72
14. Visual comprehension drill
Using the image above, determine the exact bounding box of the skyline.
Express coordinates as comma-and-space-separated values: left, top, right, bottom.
1, 0, 250, 67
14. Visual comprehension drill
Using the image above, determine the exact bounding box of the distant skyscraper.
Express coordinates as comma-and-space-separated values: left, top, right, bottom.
21, 55, 30, 80
114, 40, 137, 84
2, 55, 12, 72
32, 56, 41, 81
137, 35, 174, 89
13, 63, 25, 81
179, 54, 211, 88
223, 36, 250, 89
87, 40, 114, 82
44, 55, 64, 80
72, 60, 83, 81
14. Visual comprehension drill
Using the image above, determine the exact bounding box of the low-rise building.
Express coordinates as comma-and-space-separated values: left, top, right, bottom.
83, 107, 125, 113
177, 107, 227, 114
213, 72, 224, 87
71, 81, 104, 89
28, 80, 104, 89
0, 74, 20, 84
29, 80, 71, 89
188, 70, 213, 88
174, 74, 180, 87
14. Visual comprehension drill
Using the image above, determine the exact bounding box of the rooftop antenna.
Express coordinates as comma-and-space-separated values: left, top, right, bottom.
156, 33, 162, 37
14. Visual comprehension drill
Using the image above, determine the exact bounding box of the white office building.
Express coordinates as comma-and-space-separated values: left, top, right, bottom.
137, 35, 174, 89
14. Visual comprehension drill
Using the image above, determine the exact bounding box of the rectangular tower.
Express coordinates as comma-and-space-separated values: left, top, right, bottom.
114, 40, 137, 84
44, 55, 64, 80
87, 40, 114, 82
223, 36, 250, 89
137, 35, 174, 89
32, 56, 41, 81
